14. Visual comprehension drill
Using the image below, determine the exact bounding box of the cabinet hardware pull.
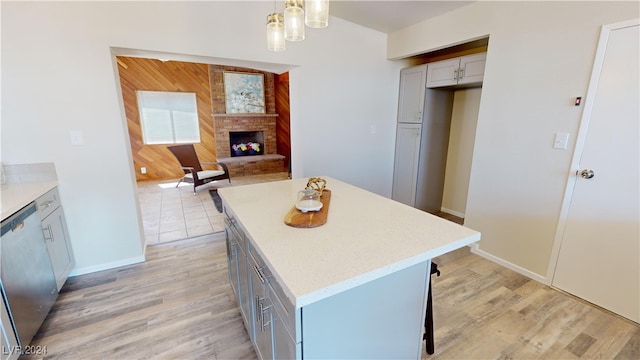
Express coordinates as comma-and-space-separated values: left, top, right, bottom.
255, 295, 262, 322
259, 300, 272, 331
43, 224, 53, 241
459, 68, 464, 79
261, 306, 271, 331
253, 265, 266, 284
12, 221, 25, 232
223, 216, 236, 226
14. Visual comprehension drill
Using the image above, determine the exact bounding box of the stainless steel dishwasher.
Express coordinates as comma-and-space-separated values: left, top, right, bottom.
1, 201, 58, 348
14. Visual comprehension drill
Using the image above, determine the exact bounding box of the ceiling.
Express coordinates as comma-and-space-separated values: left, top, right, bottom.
330, 1, 475, 33
116, 1, 477, 74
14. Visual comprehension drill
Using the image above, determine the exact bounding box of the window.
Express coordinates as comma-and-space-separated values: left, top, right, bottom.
137, 91, 200, 145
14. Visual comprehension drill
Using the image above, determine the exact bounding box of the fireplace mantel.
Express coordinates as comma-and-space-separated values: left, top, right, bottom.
213, 114, 278, 118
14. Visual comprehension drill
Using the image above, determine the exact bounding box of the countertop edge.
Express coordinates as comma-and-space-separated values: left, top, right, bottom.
1, 181, 59, 220
292, 233, 481, 308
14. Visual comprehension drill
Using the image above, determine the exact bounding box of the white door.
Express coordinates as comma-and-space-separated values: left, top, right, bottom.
397, 65, 427, 124
392, 123, 422, 206
551, 20, 639, 323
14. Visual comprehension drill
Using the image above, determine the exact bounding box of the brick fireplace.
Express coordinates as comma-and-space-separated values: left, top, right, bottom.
213, 114, 277, 158
209, 65, 286, 176
213, 114, 284, 176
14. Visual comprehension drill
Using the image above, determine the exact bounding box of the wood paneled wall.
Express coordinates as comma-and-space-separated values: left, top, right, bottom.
275, 72, 291, 173
117, 56, 216, 181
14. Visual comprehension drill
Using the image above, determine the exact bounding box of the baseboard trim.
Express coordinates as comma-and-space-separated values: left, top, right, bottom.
469, 243, 547, 283
440, 207, 465, 218
69, 255, 146, 277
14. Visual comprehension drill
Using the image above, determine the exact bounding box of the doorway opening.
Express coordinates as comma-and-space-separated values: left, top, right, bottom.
113, 49, 293, 245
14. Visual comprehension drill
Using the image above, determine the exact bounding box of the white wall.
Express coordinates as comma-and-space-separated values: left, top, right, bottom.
1, 2, 405, 274
388, 1, 639, 278
441, 88, 481, 217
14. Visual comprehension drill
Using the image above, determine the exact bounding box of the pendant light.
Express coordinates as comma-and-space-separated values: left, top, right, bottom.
304, 0, 329, 28
284, 0, 305, 41
267, 13, 285, 51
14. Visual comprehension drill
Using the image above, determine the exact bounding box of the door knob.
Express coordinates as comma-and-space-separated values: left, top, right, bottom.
579, 169, 595, 179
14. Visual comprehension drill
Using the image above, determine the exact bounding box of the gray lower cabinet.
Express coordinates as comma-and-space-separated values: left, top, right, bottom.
270, 282, 296, 359
224, 205, 429, 359
225, 215, 252, 335
225, 209, 297, 360
249, 251, 272, 359
36, 188, 74, 292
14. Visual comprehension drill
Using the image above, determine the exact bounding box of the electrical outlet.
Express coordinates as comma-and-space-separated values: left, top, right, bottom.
141, 167, 147, 174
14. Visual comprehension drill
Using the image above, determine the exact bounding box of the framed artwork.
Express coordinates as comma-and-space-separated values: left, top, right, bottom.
223, 72, 265, 114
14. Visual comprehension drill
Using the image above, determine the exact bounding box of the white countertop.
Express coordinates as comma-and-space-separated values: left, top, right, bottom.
1, 181, 58, 220
218, 177, 481, 308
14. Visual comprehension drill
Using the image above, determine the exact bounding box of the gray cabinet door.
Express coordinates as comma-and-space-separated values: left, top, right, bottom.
237, 244, 253, 338
426, 58, 459, 88
397, 65, 427, 123
270, 283, 296, 360
392, 123, 422, 206
458, 53, 486, 86
249, 255, 272, 360
42, 206, 73, 291
225, 226, 240, 298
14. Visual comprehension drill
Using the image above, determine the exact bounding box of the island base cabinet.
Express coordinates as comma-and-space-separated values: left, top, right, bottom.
225, 214, 253, 338
248, 246, 298, 360
301, 261, 431, 359
250, 263, 272, 360
271, 282, 296, 360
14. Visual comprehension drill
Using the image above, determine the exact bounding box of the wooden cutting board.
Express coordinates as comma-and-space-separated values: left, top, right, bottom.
284, 190, 331, 228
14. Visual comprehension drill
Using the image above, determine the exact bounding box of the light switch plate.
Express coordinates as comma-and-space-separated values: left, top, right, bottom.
553, 132, 570, 150
70, 130, 85, 146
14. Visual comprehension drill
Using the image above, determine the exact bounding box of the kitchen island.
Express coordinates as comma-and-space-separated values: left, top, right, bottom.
218, 177, 480, 359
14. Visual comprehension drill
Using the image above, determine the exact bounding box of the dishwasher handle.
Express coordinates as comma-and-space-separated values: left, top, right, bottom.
1, 202, 38, 236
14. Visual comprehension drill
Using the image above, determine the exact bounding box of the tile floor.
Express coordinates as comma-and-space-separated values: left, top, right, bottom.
137, 172, 289, 245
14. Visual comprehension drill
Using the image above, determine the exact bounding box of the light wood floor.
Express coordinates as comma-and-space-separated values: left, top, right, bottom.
24, 226, 639, 359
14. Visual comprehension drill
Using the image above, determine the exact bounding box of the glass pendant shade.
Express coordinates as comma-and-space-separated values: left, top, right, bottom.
267, 13, 285, 51
304, 0, 329, 28
284, 0, 305, 41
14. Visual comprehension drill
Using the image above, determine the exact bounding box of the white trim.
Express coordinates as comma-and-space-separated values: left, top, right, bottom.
470, 243, 547, 284
440, 207, 465, 218
545, 18, 640, 286
68, 255, 146, 277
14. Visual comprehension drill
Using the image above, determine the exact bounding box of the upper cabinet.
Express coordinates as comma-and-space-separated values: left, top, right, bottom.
426, 52, 486, 88
397, 64, 428, 123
